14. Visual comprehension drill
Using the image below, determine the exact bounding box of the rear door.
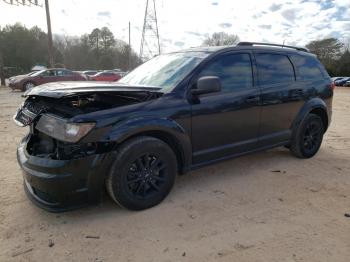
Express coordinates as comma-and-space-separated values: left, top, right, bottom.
191, 52, 261, 164
255, 52, 304, 146
40, 69, 59, 84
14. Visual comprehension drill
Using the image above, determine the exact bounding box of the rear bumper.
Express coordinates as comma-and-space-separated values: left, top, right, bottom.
17, 136, 114, 212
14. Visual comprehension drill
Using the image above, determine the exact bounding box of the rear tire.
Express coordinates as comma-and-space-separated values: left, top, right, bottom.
106, 136, 177, 210
290, 114, 324, 158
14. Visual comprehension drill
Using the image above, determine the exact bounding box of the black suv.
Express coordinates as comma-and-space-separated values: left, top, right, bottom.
14, 42, 333, 212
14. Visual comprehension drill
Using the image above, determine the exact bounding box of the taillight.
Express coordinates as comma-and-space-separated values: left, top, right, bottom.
330, 82, 336, 91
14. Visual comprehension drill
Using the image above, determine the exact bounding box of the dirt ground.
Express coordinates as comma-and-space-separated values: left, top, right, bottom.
0, 86, 349, 262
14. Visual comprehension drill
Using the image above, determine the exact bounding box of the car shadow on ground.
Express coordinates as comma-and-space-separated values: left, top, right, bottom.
27, 147, 297, 220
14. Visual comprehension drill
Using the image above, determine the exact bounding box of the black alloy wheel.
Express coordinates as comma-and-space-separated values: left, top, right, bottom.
126, 153, 167, 199
106, 136, 177, 210
290, 113, 324, 158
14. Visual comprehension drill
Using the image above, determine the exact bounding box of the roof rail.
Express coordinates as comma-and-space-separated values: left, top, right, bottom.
237, 42, 309, 52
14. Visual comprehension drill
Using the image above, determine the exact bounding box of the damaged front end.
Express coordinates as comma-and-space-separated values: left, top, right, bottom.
14, 82, 163, 211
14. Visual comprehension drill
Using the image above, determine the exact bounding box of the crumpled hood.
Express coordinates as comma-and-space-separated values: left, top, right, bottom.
24, 81, 163, 98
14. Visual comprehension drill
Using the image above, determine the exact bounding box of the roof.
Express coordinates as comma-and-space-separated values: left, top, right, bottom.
176, 42, 312, 56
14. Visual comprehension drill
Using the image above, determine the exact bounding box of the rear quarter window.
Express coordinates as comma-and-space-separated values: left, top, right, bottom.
289, 54, 327, 80
255, 53, 295, 85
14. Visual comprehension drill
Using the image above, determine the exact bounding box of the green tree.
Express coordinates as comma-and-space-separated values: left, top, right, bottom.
202, 32, 240, 46
336, 49, 350, 76
100, 27, 115, 52
0, 23, 141, 76
89, 28, 101, 58
306, 38, 343, 75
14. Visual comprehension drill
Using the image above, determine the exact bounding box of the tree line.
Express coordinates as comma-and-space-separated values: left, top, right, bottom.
203, 32, 350, 78
0, 23, 141, 84
1, 25, 350, 85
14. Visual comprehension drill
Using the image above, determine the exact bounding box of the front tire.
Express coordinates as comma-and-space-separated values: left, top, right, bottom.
23, 81, 35, 91
290, 114, 324, 158
106, 136, 177, 210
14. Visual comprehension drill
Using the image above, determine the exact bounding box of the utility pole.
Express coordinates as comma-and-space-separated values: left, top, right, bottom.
140, 0, 161, 61
128, 21, 131, 70
0, 53, 5, 86
44, 0, 54, 67
0, 29, 5, 86
2, 0, 54, 67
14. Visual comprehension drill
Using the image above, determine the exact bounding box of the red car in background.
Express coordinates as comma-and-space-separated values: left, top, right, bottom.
8, 68, 87, 91
90, 71, 122, 82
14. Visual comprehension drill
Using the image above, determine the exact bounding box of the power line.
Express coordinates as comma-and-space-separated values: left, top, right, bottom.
140, 0, 160, 61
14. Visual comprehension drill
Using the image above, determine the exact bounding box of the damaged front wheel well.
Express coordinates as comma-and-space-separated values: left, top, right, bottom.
119, 131, 185, 174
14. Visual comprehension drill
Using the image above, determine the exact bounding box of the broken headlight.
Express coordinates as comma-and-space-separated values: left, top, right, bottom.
36, 114, 95, 143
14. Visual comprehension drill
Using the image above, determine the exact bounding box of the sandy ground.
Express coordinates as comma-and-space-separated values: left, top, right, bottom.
0, 86, 349, 262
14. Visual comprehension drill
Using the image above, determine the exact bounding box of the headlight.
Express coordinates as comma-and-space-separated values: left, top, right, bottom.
36, 114, 95, 143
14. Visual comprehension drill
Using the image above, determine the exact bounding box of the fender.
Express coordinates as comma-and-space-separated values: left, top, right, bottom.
105, 117, 192, 172
291, 97, 328, 134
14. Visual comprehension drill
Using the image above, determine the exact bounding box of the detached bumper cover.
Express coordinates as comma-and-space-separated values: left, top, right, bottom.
17, 137, 114, 212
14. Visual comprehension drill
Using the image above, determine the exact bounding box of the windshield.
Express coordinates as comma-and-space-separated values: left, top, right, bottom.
30, 70, 46, 77
119, 52, 209, 91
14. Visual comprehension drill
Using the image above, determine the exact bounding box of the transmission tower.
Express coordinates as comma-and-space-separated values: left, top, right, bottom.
140, 0, 161, 61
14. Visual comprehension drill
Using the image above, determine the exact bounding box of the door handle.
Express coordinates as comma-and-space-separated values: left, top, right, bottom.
245, 96, 260, 103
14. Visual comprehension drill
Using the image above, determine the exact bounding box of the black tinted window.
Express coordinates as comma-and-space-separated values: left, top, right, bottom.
56, 70, 64, 76
290, 55, 324, 80
41, 70, 55, 77
199, 53, 253, 92
102, 72, 114, 76
256, 53, 295, 85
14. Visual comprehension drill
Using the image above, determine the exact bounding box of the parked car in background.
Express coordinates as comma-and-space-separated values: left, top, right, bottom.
82, 70, 99, 77
8, 68, 87, 91
90, 71, 122, 81
331, 77, 344, 82
8, 71, 37, 84
334, 77, 350, 86
344, 80, 350, 87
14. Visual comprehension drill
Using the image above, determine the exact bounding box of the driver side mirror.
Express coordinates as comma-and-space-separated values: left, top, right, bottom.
191, 76, 221, 96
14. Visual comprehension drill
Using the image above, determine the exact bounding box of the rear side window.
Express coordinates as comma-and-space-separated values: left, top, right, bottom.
289, 55, 325, 80
102, 72, 114, 76
198, 53, 253, 92
256, 53, 295, 85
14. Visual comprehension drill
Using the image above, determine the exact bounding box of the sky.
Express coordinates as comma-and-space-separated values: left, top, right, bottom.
0, 0, 350, 55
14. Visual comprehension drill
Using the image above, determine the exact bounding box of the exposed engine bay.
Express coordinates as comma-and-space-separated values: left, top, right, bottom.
15, 89, 162, 160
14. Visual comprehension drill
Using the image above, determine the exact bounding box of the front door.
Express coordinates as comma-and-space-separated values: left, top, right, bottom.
191, 52, 261, 164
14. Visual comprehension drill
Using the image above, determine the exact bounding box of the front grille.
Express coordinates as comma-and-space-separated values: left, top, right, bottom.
13, 101, 48, 127
26, 101, 48, 115
14, 109, 35, 126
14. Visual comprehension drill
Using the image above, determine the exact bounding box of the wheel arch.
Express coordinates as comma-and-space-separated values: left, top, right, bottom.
22, 80, 36, 91
107, 118, 192, 174
292, 98, 329, 134
127, 130, 187, 174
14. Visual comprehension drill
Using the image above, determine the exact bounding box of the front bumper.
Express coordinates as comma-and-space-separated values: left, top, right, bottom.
8, 82, 21, 90
17, 136, 114, 212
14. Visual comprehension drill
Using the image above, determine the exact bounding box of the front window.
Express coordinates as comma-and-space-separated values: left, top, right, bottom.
198, 53, 253, 92
119, 52, 210, 91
